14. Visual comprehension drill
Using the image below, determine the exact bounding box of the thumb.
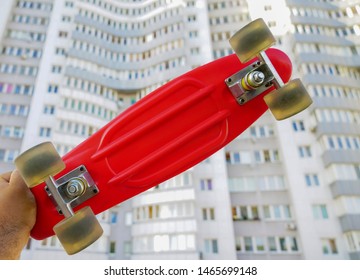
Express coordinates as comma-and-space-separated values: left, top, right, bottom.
9, 170, 29, 193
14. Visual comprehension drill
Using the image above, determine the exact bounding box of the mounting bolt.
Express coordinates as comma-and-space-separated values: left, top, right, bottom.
239, 98, 246, 104
65, 177, 87, 198
247, 71, 265, 87
241, 70, 265, 91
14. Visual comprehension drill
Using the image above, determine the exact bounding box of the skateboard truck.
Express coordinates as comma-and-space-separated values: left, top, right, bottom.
44, 165, 99, 217
226, 18, 312, 120
15, 142, 103, 255
225, 50, 284, 105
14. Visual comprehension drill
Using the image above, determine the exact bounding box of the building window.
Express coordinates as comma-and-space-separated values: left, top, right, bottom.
279, 237, 287, 252
344, 231, 360, 252
187, 15, 197, 22
244, 237, 253, 252
305, 174, 320, 187
134, 205, 160, 221
226, 151, 251, 164
47, 84, 59, 94
292, 120, 305, 132
61, 15, 71, 22
264, 5, 272, 11
202, 208, 215, 221
123, 241, 132, 256
298, 146, 312, 158
43, 105, 55, 115
160, 172, 192, 189
268, 237, 277, 252
204, 239, 218, 254
232, 205, 259, 221
65, 1, 74, 7
322, 239, 338, 255
268, 21, 276, 27
110, 241, 116, 254
55, 48, 66, 56
110, 212, 118, 224
189, 30, 198, 38
356, 166, 360, 179
0, 149, 19, 162
254, 150, 280, 163
229, 175, 286, 192
236, 236, 298, 253
269, 236, 299, 253
51, 65, 62, 73
255, 237, 265, 252
58, 31, 68, 38
39, 127, 52, 137
200, 178, 213, 191
154, 235, 170, 252
262, 205, 292, 220
312, 205, 329, 220
0, 149, 5, 161
125, 212, 132, 225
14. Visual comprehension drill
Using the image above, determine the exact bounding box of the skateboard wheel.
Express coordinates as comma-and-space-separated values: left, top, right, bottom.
14, 142, 65, 188
264, 79, 313, 120
229, 18, 276, 63
53, 206, 103, 255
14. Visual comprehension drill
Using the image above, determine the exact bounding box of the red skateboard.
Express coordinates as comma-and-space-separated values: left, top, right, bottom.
15, 19, 312, 254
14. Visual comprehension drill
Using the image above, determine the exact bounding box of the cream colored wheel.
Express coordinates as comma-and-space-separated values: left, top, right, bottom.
229, 18, 276, 63
14, 142, 65, 188
264, 79, 313, 120
53, 207, 103, 255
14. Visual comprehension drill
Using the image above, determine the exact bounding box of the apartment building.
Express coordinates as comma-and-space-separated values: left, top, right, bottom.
0, 0, 359, 260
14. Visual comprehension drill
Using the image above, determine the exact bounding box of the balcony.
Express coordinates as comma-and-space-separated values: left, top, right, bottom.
64, 66, 141, 91
312, 97, 360, 111
330, 180, 360, 198
349, 251, 360, 260
313, 122, 360, 139
322, 150, 360, 167
302, 73, 360, 88
67, 47, 185, 71
286, 0, 337, 9
74, 13, 184, 37
339, 214, 360, 232
293, 33, 354, 47
297, 53, 360, 68
291, 15, 344, 28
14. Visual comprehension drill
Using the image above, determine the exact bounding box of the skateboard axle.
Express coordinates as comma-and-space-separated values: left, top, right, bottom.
44, 165, 99, 218
226, 51, 285, 105
66, 178, 87, 198
241, 71, 265, 91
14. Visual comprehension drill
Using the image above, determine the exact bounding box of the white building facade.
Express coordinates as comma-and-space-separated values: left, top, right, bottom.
0, 0, 359, 260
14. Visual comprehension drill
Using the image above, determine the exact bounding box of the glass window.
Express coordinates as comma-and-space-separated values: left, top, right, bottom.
290, 237, 298, 251
110, 212, 117, 224
110, 241, 116, 253
255, 237, 265, 252
263, 206, 270, 219
244, 237, 253, 252
268, 237, 277, 252
274, 206, 281, 219
279, 237, 287, 251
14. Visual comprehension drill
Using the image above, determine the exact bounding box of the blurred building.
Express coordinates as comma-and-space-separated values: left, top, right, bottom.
0, 0, 359, 259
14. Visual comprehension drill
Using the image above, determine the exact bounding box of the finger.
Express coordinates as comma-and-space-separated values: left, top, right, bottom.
0, 171, 12, 184
8, 170, 36, 228
9, 170, 28, 193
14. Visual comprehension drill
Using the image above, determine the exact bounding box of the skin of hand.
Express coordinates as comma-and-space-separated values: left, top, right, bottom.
0, 170, 36, 259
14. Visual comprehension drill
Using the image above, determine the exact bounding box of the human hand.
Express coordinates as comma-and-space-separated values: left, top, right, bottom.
0, 170, 36, 259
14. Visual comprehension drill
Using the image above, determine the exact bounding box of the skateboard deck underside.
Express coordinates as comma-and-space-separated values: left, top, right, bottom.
31, 48, 292, 239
